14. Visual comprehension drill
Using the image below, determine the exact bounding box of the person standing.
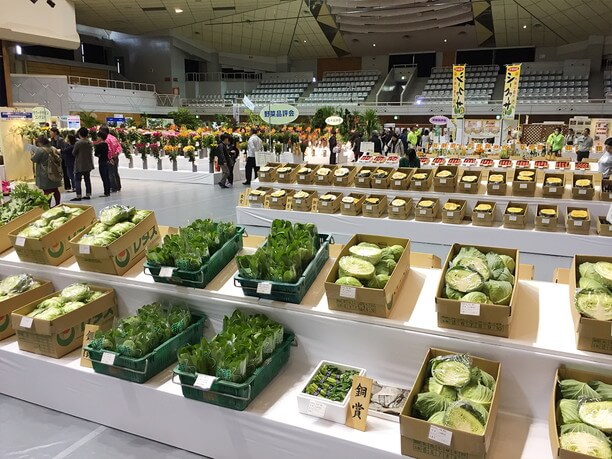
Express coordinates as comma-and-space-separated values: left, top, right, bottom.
99, 126, 122, 192
227, 137, 240, 186
61, 135, 77, 195
94, 131, 111, 197
599, 137, 612, 178
565, 128, 575, 146
386, 132, 404, 155
243, 128, 262, 185
369, 131, 382, 154
31, 136, 62, 207
407, 126, 422, 148
50, 127, 71, 191
217, 134, 233, 188
71, 127, 94, 201
421, 129, 431, 153
399, 148, 421, 168
328, 130, 337, 164
575, 128, 593, 162
352, 132, 362, 160
546, 127, 565, 157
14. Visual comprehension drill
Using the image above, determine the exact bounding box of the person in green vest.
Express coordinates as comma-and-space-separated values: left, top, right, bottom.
546, 127, 565, 157
407, 126, 422, 148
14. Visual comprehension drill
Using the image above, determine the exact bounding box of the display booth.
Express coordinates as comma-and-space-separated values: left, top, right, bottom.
0, 108, 35, 181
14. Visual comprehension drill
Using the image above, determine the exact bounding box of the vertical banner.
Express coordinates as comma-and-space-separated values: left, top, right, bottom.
502, 64, 521, 119
452, 65, 466, 119
232, 104, 240, 123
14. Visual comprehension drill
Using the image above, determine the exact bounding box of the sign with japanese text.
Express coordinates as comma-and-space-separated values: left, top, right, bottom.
502, 64, 521, 120
429, 116, 449, 125
345, 375, 373, 431
31, 106, 51, 125
452, 65, 465, 119
325, 116, 343, 126
259, 103, 299, 125
1, 111, 33, 120
80, 324, 100, 368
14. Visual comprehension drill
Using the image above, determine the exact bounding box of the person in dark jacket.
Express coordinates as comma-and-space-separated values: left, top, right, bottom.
31, 136, 62, 207
400, 128, 409, 152
399, 148, 421, 168
71, 127, 94, 201
328, 131, 337, 165
50, 127, 72, 191
227, 137, 240, 185
61, 135, 77, 194
94, 131, 111, 197
217, 134, 233, 188
351, 132, 362, 160
369, 131, 382, 154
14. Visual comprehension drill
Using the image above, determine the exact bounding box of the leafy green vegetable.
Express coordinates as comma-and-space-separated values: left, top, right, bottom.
589, 381, 612, 401
428, 411, 446, 426
445, 266, 484, 293
458, 382, 494, 410
430, 354, 473, 388
414, 392, 451, 419
335, 277, 363, 287
349, 243, 383, 264
575, 289, 612, 321
560, 379, 601, 400
593, 262, 612, 288
481, 280, 513, 305
27, 284, 101, 319
499, 254, 516, 274
457, 257, 491, 281
461, 292, 490, 304
99, 205, 136, 225
60, 283, 92, 302
338, 256, 375, 280
0, 183, 49, 225
558, 399, 582, 425
17, 205, 81, 238
303, 364, 359, 403
443, 401, 487, 435
424, 377, 458, 401
445, 285, 464, 300
375, 257, 396, 276
559, 424, 612, 458
578, 400, 612, 433
132, 210, 152, 224
381, 245, 404, 262
452, 247, 486, 265
0, 274, 38, 299
367, 274, 390, 289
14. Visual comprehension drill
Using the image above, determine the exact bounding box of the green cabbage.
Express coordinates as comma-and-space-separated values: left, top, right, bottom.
499, 254, 516, 274
445, 266, 484, 293
430, 354, 472, 388
559, 379, 600, 400
428, 411, 446, 426
495, 267, 515, 284
381, 245, 404, 262
578, 400, 612, 433
414, 392, 451, 419
443, 401, 487, 435
60, 283, 93, 302
478, 370, 496, 390
593, 262, 612, 288
348, 243, 383, 264
89, 222, 109, 235
109, 221, 136, 238
335, 277, 363, 287
132, 209, 152, 224
482, 280, 513, 305
559, 423, 612, 458
99, 205, 136, 225
575, 289, 612, 321
63, 301, 86, 313
40, 207, 67, 220
580, 277, 607, 290
485, 252, 506, 278
461, 292, 490, 304
458, 256, 491, 281
452, 247, 486, 265
424, 377, 458, 401
458, 383, 494, 410
589, 381, 612, 400
338, 256, 375, 280
558, 399, 582, 425
375, 258, 396, 276
445, 285, 464, 300
367, 274, 390, 289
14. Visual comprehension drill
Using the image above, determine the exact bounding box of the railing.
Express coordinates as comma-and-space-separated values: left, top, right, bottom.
157, 94, 180, 107
186, 72, 263, 82
68, 76, 156, 92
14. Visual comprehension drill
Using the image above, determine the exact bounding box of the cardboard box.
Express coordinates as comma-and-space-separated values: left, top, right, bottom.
332, 165, 359, 187
69, 211, 160, 276
388, 197, 413, 220
276, 164, 300, 184
354, 167, 375, 188
512, 168, 537, 197
318, 192, 343, 214
471, 201, 496, 227
362, 194, 388, 218
486, 171, 508, 196
390, 168, 415, 190
314, 166, 336, 185
246, 187, 274, 208
433, 166, 458, 192
435, 243, 520, 337
542, 173, 566, 198
324, 234, 410, 318
601, 179, 612, 202
571, 173, 595, 200
0, 207, 44, 254
566, 207, 590, 235
400, 348, 501, 459
11, 285, 117, 358
371, 168, 394, 189
415, 198, 440, 222
596, 216, 612, 237
535, 205, 560, 232
0, 278, 54, 341
296, 164, 321, 185
9, 204, 96, 266
457, 171, 482, 194
267, 189, 295, 210
549, 366, 612, 459
569, 255, 612, 354
441, 199, 467, 224
410, 168, 435, 191
291, 190, 317, 212
340, 193, 366, 216
258, 162, 283, 183
503, 202, 528, 230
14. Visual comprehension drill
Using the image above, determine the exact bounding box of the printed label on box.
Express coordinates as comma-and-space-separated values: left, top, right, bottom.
542, 218, 550, 225
392, 207, 400, 213
428, 425, 453, 446
339, 285, 356, 299
492, 184, 500, 190
344, 204, 351, 209
414, 181, 422, 187
101, 352, 116, 365
549, 187, 557, 193
295, 199, 302, 204
79, 244, 91, 255
447, 211, 454, 218
460, 302, 481, 316
365, 205, 373, 211
257, 282, 273, 294
440, 178, 447, 184
272, 197, 278, 203
394, 180, 402, 186
20, 316, 33, 329
478, 213, 485, 219
574, 221, 583, 227
509, 215, 518, 222
159, 266, 174, 278
519, 183, 528, 189
579, 189, 587, 195
307, 400, 327, 417
15, 237, 26, 247
194, 374, 217, 390
420, 209, 427, 215
465, 183, 472, 189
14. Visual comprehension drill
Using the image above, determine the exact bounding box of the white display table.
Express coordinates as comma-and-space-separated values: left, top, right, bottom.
0, 239, 609, 458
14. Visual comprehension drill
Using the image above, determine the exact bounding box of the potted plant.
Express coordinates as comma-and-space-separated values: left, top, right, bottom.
135, 143, 148, 169
149, 143, 162, 170
183, 145, 197, 172
164, 145, 179, 171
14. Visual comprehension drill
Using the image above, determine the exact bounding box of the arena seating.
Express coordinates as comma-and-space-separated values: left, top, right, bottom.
303, 70, 380, 104
518, 68, 589, 103
248, 78, 310, 104
416, 65, 499, 104
224, 89, 244, 103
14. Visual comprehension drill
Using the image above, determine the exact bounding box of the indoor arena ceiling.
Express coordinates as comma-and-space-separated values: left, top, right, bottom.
71, 0, 612, 57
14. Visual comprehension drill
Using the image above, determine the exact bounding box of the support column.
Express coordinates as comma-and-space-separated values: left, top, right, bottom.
0, 41, 13, 106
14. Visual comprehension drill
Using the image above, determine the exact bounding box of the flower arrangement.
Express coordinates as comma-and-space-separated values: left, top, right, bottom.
183, 145, 196, 162
11, 123, 48, 140
149, 143, 161, 160
134, 143, 148, 160
164, 145, 180, 162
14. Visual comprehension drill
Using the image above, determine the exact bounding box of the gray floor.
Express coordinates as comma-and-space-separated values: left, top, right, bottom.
1, 177, 570, 458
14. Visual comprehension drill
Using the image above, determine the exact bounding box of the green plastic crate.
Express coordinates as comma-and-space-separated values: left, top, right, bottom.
173, 332, 294, 411
84, 313, 206, 384
144, 227, 245, 289
234, 234, 331, 304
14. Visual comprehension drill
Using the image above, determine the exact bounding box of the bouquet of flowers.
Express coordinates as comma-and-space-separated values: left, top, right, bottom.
183, 145, 196, 163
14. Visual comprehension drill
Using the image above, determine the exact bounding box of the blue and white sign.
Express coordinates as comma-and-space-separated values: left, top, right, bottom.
260, 104, 299, 125
242, 96, 255, 111
106, 117, 126, 127
1, 112, 33, 120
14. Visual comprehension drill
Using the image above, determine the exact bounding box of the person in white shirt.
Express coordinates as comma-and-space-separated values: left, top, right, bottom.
599, 137, 612, 178
243, 128, 262, 185
575, 128, 593, 162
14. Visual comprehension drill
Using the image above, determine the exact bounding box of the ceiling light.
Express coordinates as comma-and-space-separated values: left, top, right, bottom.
444, 39, 447, 43
303, 40, 307, 43
401, 76, 405, 80
175, 8, 183, 13
372, 43, 376, 47
15, 45, 22, 55
523, 25, 527, 29
394, 116, 399, 120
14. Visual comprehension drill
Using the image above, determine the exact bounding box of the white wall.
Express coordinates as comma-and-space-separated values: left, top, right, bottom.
11, 74, 70, 115
0, 0, 79, 49
536, 36, 606, 72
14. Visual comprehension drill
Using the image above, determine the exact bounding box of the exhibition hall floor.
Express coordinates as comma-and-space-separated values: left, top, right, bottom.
0, 178, 574, 458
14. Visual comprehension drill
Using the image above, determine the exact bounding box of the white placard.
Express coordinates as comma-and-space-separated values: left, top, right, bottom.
478, 213, 486, 219
344, 204, 351, 209
394, 180, 402, 186
460, 302, 481, 316
447, 211, 454, 218
519, 183, 528, 189
339, 285, 356, 299
375, 179, 382, 184
306, 400, 327, 417
365, 205, 373, 211
193, 373, 217, 390
492, 184, 500, 190
101, 352, 116, 365
428, 425, 453, 446
336, 177, 342, 182
419, 209, 427, 215
19, 316, 33, 329
578, 189, 587, 195
541, 218, 550, 225
295, 199, 302, 204
440, 178, 447, 184
279, 174, 285, 179
15, 237, 26, 247
392, 207, 400, 213
159, 267, 174, 278
549, 187, 557, 193
414, 181, 422, 187
79, 245, 91, 255
358, 178, 365, 183
509, 215, 518, 222
272, 197, 278, 203
257, 282, 273, 294
574, 221, 583, 227
321, 201, 328, 207
465, 183, 472, 189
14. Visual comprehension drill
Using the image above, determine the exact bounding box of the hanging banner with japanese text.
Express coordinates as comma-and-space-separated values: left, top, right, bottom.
452, 65, 466, 119
502, 64, 521, 120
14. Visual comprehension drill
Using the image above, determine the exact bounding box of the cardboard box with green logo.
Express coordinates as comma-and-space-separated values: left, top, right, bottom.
69, 211, 160, 276
0, 278, 54, 341
0, 207, 44, 254
8, 204, 96, 266
11, 285, 117, 358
